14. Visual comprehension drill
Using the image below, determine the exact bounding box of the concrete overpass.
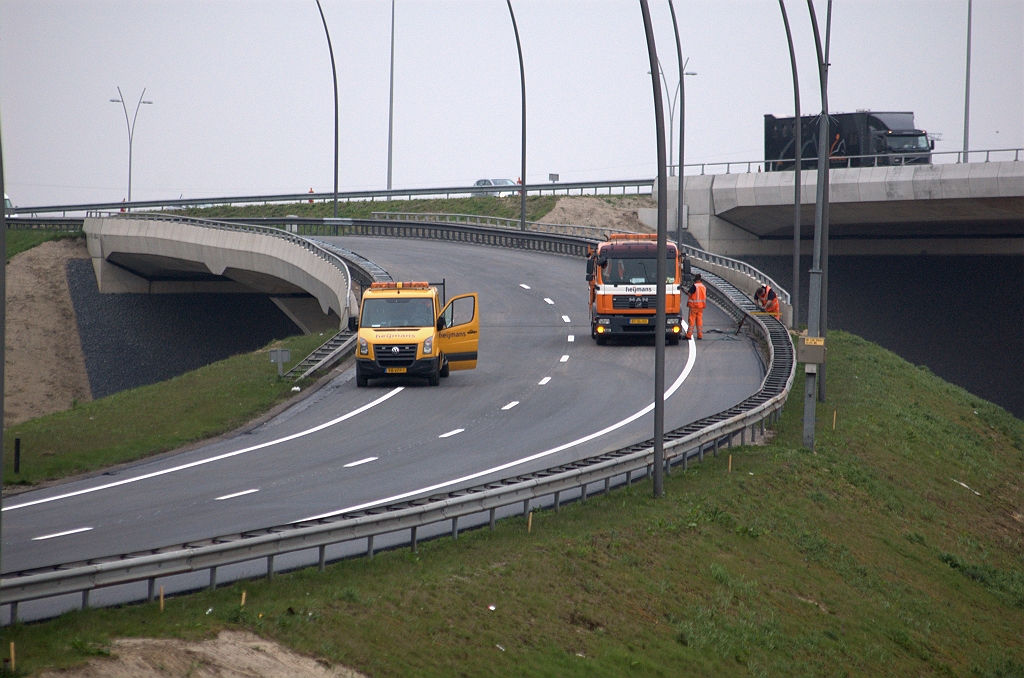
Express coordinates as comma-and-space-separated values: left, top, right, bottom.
645, 160, 1024, 256
84, 215, 354, 335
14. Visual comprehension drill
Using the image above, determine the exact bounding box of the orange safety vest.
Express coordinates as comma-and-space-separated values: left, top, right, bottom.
688, 282, 706, 309
760, 285, 780, 315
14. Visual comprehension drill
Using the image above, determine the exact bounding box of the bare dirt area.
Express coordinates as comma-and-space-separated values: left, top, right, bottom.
540, 195, 655, 232
5, 238, 92, 427
34, 631, 367, 678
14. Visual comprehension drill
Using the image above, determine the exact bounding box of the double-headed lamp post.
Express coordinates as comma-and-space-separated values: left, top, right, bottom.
109, 87, 153, 205
649, 60, 696, 178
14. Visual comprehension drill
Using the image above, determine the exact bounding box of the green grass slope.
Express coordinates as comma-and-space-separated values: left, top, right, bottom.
4, 331, 1022, 677
169, 195, 559, 223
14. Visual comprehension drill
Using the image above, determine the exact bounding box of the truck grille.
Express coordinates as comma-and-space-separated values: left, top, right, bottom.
612, 295, 653, 309
375, 344, 417, 367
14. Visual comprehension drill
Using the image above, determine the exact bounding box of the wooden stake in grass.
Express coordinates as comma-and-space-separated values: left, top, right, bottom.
241, 590, 247, 607
159, 586, 165, 612
527, 511, 533, 533
728, 455, 732, 473
832, 410, 837, 430
9, 642, 14, 673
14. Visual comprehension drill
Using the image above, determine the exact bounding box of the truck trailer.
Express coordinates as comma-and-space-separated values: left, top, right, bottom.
764, 111, 933, 171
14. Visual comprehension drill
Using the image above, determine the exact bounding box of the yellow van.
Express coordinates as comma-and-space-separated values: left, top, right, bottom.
349, 282, 479, 387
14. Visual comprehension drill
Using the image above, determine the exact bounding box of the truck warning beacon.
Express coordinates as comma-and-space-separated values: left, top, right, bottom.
348, 282, 479, 387
586, 234, 684, 345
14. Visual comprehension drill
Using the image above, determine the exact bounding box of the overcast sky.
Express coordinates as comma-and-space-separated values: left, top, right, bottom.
1, 0, 1021, 207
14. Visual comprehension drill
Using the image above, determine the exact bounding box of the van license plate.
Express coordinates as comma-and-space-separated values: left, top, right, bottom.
629, 318, 649, 325
386, 367, 407, 374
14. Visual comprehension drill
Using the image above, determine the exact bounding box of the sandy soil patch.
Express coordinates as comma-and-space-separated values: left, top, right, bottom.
5, 238, 92, 427
34, 630, 366, 678
539, 195, 655, 233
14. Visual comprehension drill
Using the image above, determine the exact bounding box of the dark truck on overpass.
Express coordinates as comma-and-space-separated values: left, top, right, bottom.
765, 111, 933, 171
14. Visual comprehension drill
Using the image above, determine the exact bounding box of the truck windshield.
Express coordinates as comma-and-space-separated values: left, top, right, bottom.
602, 257, 674, 285
886, 135, 929, 151
361, 298, 435, 328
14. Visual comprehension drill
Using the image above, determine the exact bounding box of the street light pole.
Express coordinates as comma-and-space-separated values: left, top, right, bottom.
387, 0, 396, 195
0, 101, 7, 593
315, 0, 340, 218
506, 0, 527, 232
640, 0, 668, 498
963, 0, 972, 163
803, 0, 832, 449
109, 87, 153, 205
779, 0, 802, 330
666, 1, 692, 242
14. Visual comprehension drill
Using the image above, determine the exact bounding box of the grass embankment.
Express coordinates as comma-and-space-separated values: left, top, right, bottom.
4, 331, 1022, 676
169, 195, 559, 222
5, 230, 80, 262
2, 333, 327, 487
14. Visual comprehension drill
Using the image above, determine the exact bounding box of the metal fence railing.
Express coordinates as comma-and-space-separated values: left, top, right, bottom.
370, 211, 628, 240
1, 214, 795, 624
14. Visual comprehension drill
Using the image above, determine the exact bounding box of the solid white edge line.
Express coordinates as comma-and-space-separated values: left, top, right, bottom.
215, 488, 260, 501
567, 335, 575, 342
296, 341, 698, 523
4, 387, 406, 512
538, 376, 551, 385
343, 457, 378, 468
560, 355, 569, 362
561, 315, 571, 322
439, 428, 465, 438
501, 401, 519, 410
32, 526, 93, 541
543, 298, 554, 304
520, 284, 531, 289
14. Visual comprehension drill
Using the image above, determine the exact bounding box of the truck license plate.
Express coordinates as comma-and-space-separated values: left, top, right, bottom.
629, 318, 649, 325
386, 367, 407, 374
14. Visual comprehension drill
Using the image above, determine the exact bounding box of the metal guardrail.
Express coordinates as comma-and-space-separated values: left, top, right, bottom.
676, 147, 1022, 176
370, 211, 628, 240
679, 245, 790, 305
1, 215, 795, 622
8, 179, 654, 216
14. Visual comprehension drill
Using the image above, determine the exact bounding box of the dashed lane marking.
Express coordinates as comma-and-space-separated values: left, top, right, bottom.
520, 284, 531, 289
215, 489, 260, 501
501, 401, 520, 411
560, 355, 569, 363
561, 315, 571, 323
439, 429, 465, 438
32, 527, 93, 541
544, 298, 554, 304
343, 457, 378, 468
538, 376, 551, 385
567, 335, 575, 342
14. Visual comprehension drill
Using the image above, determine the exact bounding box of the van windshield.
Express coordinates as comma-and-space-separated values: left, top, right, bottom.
601, 257, 675, 285
361, 298, 435, 328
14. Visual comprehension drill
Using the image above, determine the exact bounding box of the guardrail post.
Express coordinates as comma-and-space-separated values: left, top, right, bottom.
489, 508, 496, 530
209, 566, 217, 591
699, 444, 704, 462
148, 578, 156, 602
367, 535, 375, 559
554, 491, 561, 512
267, 555, 275, 579
626, 470, 632, 485
741, 428, 746, 446
411, 526, 418, 553
604, 478, 611, 494
523, 499, 529, 516
713, 437, 719, 456
580, 483, 587, 504
452, 517, 459, 541
82, 590, 90, 609
10, 603, 17, 624
319, 545, 327, 571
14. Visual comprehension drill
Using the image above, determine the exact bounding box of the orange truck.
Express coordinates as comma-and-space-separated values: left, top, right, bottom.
586, 234, 684, 345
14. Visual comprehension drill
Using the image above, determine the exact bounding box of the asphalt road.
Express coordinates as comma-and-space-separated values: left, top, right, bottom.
2, 237, 764, 575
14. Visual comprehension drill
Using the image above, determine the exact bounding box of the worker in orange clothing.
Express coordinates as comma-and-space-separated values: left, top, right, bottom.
685, 273, 706, 340
754, 284, 781, 320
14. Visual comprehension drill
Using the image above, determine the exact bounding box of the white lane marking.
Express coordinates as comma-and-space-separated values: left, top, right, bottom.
544, 298, 554, 305
567, 335, 575, 342
501, 401, 519, 411
32, 526, 93, 541
520, 284, 531, 289
297, 343, 698, 523
560, 355, 569, 363
215, 488, 259, 501
561, 315, 571, 323
439, 428, 464, 438
538, 376, 551, 385
4, 388, 406, 513
343, 457, 378, 468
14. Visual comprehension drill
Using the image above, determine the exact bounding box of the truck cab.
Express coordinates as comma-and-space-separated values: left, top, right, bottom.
350, 282, 479, 387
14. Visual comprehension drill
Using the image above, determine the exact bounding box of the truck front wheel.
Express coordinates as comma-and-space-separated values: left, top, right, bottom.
356, 365, 368, 388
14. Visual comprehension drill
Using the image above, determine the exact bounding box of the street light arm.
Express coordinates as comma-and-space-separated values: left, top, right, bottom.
507, 0, 527, 233
129, 88, 148, 146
